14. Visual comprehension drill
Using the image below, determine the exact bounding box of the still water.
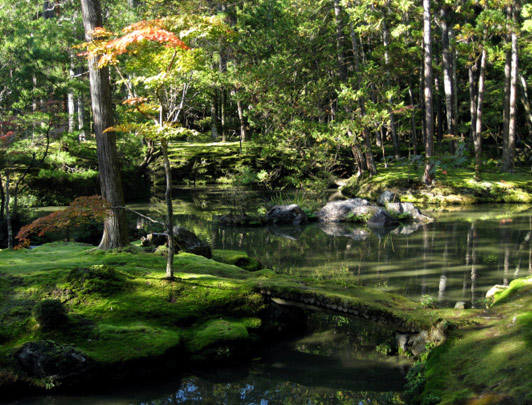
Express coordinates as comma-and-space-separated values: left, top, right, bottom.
16, 188, 532, 404
136, 188, 532, 309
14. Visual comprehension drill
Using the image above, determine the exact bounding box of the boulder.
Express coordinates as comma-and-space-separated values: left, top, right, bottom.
317, 198, 378, 223
266, 204, 308, 225
378, 190, 399, 206
318, 222, 370, 240
384, 202, 433, 223
367, 209, 399, 228
16, 340, 92, 383
486, 284, 508, 301
140, 232, 167, 247
173, 226, 212, 259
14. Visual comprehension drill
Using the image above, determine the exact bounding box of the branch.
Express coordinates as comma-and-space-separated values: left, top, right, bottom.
113, 205, 164, 226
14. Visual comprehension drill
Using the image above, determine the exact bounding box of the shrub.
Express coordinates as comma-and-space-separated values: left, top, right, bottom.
67, 265, 126, 296
33, 299, 67, 330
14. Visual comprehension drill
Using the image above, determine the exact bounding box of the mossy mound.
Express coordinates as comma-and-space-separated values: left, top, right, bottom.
341, 163, 532, 205
212, 249, 262, 271
418, 276, 532, 404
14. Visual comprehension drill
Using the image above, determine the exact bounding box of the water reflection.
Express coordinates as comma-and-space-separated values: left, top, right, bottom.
129, 190, 532, 308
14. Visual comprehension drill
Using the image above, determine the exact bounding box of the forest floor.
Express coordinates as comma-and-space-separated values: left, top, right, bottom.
341, 162, 532, 205
0, 242, 531, 404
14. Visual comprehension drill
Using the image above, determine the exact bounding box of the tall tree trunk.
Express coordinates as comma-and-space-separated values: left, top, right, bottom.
161, 140, 175, 279
474, 47, 487, 179
334, 0, 348, 83
211, 96, 218, 140
519, 73, 532, 132
468, 58, 478, 150
81, 0, 129, 249
77, 95, 86, 141
441, 6, 456, 137
408, 82, 417, 156
382, 9, 400, 158
67, 59, 76, 133
5, 172, 12, 249
423, 0, 434, 185
236, 97, 247, 143
503, 8, 518, 173
0, 173, 4, 221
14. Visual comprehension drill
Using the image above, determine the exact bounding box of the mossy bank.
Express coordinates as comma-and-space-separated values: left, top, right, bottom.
1, 242, 532, 404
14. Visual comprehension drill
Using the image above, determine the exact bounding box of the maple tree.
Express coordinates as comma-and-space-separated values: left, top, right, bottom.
15, 195, 110, 249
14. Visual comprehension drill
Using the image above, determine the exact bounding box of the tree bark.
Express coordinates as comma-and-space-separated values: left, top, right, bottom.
67, 56, 76, 133
81, 0, 129, 249
441, 6, 456, 137
5, 171, 12, 249
423, 0, 434, 185
161, 140, 175, 279
519, 73, 532, 132
334, 0, 348, 83
474, 47, 487, 179
503, 7, 518, 173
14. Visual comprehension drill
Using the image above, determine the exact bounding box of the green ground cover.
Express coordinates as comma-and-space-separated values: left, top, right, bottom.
1, 242, 531, 404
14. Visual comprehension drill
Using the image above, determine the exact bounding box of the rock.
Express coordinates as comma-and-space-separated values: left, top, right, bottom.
16, 340, 92, 383
266, 204, 308, 225
454, 301, 467, 310
384, 202, 433, 223
218, 214, 264, 227
173, 226, 212, 259
140, 232, 167, 247
318, 222, 370, 240
486, 284, 508, 300
367, 209, 399, 228
378, 190, 399, 206
317, 198, 378, 223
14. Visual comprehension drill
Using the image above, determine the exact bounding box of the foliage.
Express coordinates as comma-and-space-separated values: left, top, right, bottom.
15, 196, 110, 248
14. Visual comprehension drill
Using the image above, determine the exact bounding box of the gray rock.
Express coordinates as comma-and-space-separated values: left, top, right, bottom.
367, 209, 399, 228
486, 284, 508, 300
266, 204, 308, 225
317, 198, 378, 223
16, 340, 92, 382
454, 301, 467, 310
318, 222, 370, 240
173, 226, 212, 259
378, 190, 399, 206
385, 202, 433, 223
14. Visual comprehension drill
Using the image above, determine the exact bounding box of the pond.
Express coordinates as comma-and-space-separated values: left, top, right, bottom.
134, 188, 532, 309
20, 188, 532, 404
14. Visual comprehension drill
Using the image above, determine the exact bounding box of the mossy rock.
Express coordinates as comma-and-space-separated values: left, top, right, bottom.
492, 276, 532, 306
212, 249, 262, 271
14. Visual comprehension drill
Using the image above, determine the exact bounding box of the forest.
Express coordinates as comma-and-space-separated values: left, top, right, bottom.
1, 0, 532, 404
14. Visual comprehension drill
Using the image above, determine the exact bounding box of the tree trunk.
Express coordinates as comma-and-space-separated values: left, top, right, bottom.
67, 56, 76, 133
423, 0, 434, 185
5, 172, 12, 249
236, 97, 247, 143
81, 0, 129, 249
503, 8, 518, 173
77, 94, 86, 142
382, 9, 400, 158
441, 6, 456, 138
468, 58, 478, 149
519, 73, 532, 132
474, 47, 487, 179
334, 0, 348, 83
211, 95, 218, 140
0, 173, 4, 221
161, 140, 175, 279
408, 82, 417, 156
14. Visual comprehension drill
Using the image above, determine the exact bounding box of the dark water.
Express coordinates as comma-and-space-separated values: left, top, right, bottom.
133, 188, 532, 309
21, 189, 532, 404
8, 313, 408, 405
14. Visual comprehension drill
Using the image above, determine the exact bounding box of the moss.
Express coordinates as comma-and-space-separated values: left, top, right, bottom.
185, 318, 249, 354
491, 276, 532, 306
341, 163, 532, 205
212, 249, 262, 271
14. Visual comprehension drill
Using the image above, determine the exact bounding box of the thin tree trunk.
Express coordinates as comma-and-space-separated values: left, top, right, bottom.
5, 172, 12, 249
423, 0, 434, 185
81, 0, 129, 249
503, 9, 518, 173
468, 58, 478, 150
236, 98, 247, 143
334, 0, 348, 83
474, 47, 487, 179
435, 74, 443, 143
161, 140, 175, 279
408, 83, 417, 155
519, 73, 532, 132
451, 30, 459, 138
67, 57, 76, 133
0, 173, 4, 221
382, 9, 400, 158
210, 96, 218, 140
441, 7, 456, 137
77, 95, 86, 141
